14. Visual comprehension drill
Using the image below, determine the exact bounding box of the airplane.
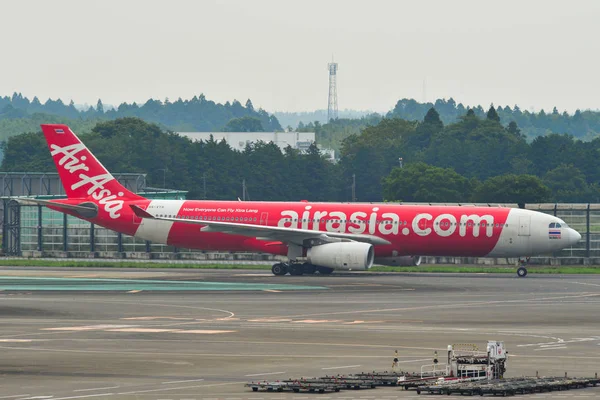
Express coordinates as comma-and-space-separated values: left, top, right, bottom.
21, 124, 581, 278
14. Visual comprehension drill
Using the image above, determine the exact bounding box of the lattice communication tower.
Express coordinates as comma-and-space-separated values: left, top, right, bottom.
327, 62, 338, 121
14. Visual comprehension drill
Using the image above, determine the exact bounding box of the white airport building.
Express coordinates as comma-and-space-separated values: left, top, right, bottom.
177, 131, 335, 160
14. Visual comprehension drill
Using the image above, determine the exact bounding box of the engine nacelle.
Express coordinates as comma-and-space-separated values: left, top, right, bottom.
374, 256, 422, 266
307, 242, 374, 271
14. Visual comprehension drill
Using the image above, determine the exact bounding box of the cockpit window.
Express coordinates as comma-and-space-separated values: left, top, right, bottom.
549, 222, 556, 228
556, 223, 561, 228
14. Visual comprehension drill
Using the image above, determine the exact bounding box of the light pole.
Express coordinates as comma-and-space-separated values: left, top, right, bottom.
398, 157, 403, 168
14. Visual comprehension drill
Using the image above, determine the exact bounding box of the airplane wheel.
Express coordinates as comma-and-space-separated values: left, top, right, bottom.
302, 263, 317, 274
289, 265, 304, 276
317, 266, 334, 275
272, 263, 288, 276
517, 266, 528, 278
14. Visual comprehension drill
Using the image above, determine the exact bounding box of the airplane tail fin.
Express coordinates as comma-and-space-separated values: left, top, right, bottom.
40, 124, 143, 201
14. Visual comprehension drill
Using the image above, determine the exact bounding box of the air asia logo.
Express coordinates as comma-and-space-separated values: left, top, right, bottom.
50, 143, 124, 219
277, 206, 496, 238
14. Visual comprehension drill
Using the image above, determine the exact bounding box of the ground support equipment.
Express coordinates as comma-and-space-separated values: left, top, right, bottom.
245, 381, 288, 392
344, 371, 404, 386
416, 376, 599, 396
288, 376, 377, 391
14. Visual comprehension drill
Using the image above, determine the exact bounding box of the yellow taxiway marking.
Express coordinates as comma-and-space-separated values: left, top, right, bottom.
263, 289, 281, 293
248, 318, 293, 322
121, 316, 193, 321
175, 330, 236, 334
106, 328, 180, 333
127, 290, 142, 293
293, 319, 343, 324
42, 324, 137, 331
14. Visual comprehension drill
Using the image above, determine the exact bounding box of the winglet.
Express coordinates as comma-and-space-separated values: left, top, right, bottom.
130, 204, 155, 219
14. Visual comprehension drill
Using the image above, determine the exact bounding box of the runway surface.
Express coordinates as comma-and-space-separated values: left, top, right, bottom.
0, 267, 599, 399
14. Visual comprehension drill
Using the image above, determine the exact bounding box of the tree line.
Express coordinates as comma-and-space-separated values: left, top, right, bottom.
1, 118, 337, 201
344, 106, 600, 204
2, 109, 599, 204
0, 93, 281, 136
388, 98, 600, 140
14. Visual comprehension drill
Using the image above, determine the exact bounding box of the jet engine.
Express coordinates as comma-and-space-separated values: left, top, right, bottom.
374, 255, 422, 266
307, 242, 374, 271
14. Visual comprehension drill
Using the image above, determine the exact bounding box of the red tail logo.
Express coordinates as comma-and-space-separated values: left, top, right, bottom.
41, 124, 142, 219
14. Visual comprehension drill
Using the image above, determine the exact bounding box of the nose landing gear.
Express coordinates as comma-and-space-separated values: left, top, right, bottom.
517, 257, 530, 278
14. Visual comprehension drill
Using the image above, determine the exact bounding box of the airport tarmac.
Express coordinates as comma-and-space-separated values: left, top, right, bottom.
0, 267, 599, 399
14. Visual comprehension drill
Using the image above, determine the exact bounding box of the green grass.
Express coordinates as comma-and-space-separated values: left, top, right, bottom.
0, 258, 599, 274
0, 259, 272, 270
369, 265, 600, 274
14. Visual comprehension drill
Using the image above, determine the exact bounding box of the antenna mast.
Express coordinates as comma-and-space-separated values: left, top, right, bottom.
327, 60, 338, 121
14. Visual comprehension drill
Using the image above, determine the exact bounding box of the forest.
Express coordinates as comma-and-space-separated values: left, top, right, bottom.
0, 93, 281, 142
4, 93, 600, 150
2, 107, 598, 204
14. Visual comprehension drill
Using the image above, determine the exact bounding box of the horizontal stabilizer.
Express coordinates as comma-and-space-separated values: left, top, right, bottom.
15, 198, 98, 218
130, 204, 154, 219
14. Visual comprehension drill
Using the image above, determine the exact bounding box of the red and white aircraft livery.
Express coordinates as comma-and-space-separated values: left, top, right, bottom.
28, 124, 581, 278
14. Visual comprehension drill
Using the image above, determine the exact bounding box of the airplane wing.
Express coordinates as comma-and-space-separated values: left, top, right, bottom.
130, 205, 391, 246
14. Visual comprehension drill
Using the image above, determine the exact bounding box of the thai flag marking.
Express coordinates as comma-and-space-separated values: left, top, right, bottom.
549, 230, 561, 239
55, 128, 65, 134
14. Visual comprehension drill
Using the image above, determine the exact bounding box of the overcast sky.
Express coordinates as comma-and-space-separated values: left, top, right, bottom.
2, 0, 599, 113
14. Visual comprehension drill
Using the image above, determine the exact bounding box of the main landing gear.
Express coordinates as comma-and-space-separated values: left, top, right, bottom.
517, 257, 530, 278
271, 262, 334, 276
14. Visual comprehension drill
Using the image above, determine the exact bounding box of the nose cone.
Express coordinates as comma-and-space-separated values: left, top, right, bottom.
568, 228, 582, 245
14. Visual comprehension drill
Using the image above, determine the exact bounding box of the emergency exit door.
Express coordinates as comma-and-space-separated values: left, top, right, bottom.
518, 216, 531, 236
260, 212, 269, 225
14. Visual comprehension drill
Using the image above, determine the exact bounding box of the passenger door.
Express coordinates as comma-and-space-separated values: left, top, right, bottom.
518, 216, 531, 236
